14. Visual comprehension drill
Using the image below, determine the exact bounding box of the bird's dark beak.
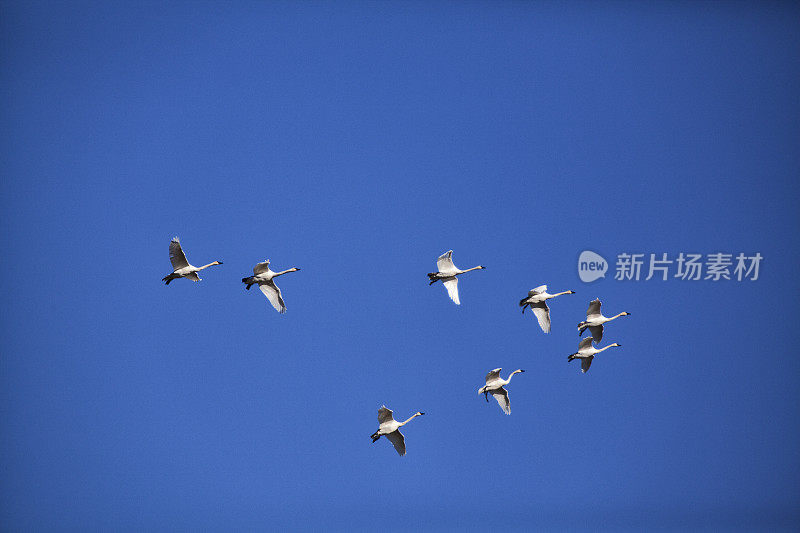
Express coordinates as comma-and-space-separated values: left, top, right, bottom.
419, 412, 426, 415
520, 369, 525, 372
218, 261, 224, 264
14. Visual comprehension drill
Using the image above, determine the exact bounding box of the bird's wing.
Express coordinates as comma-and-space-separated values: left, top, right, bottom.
183, 272, 200, 282
378, 406, 394, 424
579, 336, 594, 351
437, 250, 458, 274
485, 368, 502, 384
588, 325, 604, 344
529, 285, 547, 295
530, 302, 551, 333
169, 237, 190, 270
259, 280, 286, 313
253, 261, 270, 275
491, 387, 511, 415
386, 430, 406, 456
581, 356, 594, 373
587, 298, 602, 318
442, 277, 460, 305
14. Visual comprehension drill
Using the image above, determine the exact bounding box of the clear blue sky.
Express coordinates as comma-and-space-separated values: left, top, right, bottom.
2, 2, 799, 531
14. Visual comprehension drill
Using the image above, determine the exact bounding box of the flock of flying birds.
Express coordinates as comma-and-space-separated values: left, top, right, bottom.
163, 238, 632, 456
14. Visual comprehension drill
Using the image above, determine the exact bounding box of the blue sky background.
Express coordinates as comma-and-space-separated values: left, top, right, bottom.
2, 1, 799, 531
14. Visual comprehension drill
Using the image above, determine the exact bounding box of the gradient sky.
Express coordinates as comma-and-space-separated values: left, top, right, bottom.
2, 2, 799, 531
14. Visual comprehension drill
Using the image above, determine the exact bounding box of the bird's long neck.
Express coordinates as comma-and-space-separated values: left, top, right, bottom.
197, 262, 220, 270
607, 312, 627, 322
596, 344, 619, 354
505, 369, 523, 382
400, 413, 421, 426
458, 266, 483, 274
551, 291, 573, 298
273, 268, 297, 277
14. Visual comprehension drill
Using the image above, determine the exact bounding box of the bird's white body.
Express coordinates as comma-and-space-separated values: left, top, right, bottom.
519, 285, 575, 333
579, 298, 630, 343
376, 419, 402, 436
371, 406, 425, 456
242, 260, 300, 314
478, 368, 525, 415
568, 337, 621, 373
428, 250, 485, 305
162, 237, 222, 284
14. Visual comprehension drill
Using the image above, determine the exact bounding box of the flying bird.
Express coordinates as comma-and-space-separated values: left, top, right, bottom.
370, 406, 425, 456
161, 236, 222, 285
242, 260, 300, 314
519, 285, 576, 333
427, 250, 485, 305
568, 337, 622, 373
477, 368, 525, 415
578, 298, 630, 343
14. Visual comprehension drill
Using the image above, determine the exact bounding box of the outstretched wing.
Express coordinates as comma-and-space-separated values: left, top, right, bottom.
437, 250, 458, 274
491, 387, 511, 415
184, 272, 201, 282
485, 368, 502, 384
442, 277, 460, 305
529, 285, 547, 296
581, 356, 594, 373
530, 301, 551, 333
253, 260, 270, 275
385, 430, 406, 456
586, 298, 602, 318
588, 325, 604, 344
578, 336, 594, 351
259, 280, 286, 313
169, 237, 190, 270
378, 406, 394, 424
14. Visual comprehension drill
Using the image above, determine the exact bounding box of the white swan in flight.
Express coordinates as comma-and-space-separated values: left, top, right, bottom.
519, 285, 576, 333
568, 337, 621, 373
370, 406, 425, 456
477, 368, 525, 415
162, 236, 222, 285
242, 260, 300, 314
427, 250, 485, 305
578, 298, 630, 343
